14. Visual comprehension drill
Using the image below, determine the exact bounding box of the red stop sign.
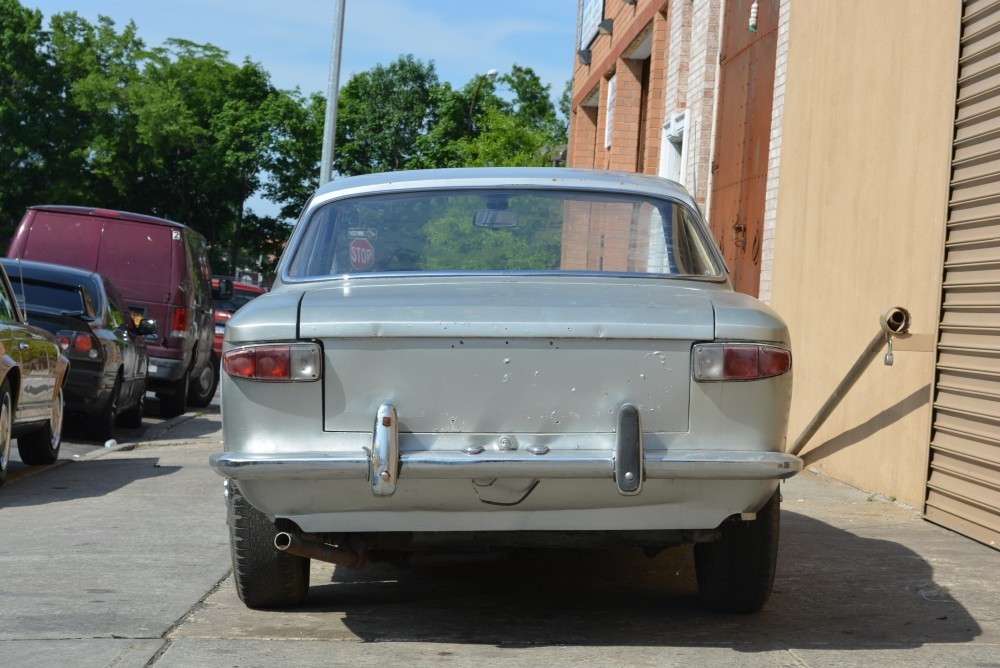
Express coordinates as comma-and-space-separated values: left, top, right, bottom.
349, 238, 375, 270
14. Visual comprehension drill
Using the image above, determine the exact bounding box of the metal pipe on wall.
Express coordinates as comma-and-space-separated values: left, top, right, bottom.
788, 307, 911, 457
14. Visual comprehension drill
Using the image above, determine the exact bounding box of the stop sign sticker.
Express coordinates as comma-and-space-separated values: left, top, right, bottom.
349, 238, 375, 270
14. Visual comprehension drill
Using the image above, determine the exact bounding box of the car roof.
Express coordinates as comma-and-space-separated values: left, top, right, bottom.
27, 205, 186, 229
310, 167, 696, 207
0, 257, 102, 283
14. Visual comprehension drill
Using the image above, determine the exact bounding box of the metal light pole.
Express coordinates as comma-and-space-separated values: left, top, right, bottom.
320, 0, 347, 185
467, 69, 498, 137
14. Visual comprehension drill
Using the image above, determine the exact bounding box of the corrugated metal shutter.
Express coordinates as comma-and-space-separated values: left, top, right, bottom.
927, 0, 1000, 549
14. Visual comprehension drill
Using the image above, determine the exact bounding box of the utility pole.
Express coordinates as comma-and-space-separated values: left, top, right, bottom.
320, 0, 346, 185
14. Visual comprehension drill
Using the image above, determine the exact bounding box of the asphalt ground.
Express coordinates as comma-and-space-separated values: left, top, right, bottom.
0, 403, 997, 667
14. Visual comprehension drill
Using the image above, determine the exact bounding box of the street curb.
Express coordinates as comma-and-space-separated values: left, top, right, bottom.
7, 412, 202, 484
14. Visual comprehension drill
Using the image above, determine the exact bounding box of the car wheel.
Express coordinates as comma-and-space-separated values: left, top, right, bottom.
17, 384, 64, 466
117, 381, 146, 429
228, 482, 309, 609
158, 370, 189, 419
90, 375, 121, 441
694, 489, 780, 613
0, 380, 12, 487
188, 353, 219, 408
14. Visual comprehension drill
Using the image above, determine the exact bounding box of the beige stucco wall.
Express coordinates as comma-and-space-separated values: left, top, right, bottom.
769, 1, 961, 508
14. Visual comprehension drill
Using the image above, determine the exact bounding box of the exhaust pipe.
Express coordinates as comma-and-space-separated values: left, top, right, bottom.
274, 531, 360, 567
788, 307, 911, 457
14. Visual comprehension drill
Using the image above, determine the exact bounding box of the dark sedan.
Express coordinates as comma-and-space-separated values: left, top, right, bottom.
1, 259, 156, 440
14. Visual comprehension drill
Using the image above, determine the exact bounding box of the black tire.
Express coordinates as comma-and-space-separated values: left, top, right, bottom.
188, 353, 219, 408
0, 380, 12, 487
695, 489, 780, 613
18, 385, 64, 465
90, 375, 121, 441
228, 482, 309, 609
158, 370, 189, 419
117, 380, 146, 429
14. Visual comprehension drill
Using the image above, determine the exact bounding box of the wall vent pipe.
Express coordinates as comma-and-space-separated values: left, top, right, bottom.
788, 307, 911, 457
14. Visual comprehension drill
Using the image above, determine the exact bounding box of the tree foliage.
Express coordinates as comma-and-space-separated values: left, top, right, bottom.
0, 2, 568, 280
336, 56, 568, 175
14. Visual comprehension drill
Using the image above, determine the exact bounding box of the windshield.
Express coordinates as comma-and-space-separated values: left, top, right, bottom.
285, 189, 723, 279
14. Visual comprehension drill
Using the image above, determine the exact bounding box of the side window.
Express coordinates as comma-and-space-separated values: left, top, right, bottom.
103, 278, 128, 329
183, 232, 210, 307
0, 277, 18, 323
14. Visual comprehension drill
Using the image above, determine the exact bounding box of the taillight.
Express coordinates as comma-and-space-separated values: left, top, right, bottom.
56, 330, 102, 361
171, 307, 190, 338
692, 343, 791, 381
223, 343, 321, 382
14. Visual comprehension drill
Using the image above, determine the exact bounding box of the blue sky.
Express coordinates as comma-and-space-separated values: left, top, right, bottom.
26, 0, 579, 101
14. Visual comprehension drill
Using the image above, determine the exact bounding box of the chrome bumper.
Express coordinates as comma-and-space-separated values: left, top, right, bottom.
209, 449, 802, 482
212, 402, 802, 497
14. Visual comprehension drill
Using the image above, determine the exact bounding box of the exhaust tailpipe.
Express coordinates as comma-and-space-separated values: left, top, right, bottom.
274, 532, 360, 567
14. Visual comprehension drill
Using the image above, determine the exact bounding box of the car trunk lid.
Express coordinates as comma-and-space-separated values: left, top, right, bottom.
298, 278, 715, 434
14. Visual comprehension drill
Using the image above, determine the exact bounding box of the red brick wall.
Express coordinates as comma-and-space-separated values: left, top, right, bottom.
568, 0, 670, 176
565, 0, 670, 270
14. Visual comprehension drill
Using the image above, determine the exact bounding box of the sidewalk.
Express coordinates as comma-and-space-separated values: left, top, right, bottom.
1, 407, 997, 667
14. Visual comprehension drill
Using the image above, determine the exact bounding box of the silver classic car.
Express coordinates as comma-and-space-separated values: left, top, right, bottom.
211, 168, 802, 612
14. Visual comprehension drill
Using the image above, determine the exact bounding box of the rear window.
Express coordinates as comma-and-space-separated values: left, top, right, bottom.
96, 221, 173, 301
286, 189, 722, 279
21, 213, 102, 270
9, 275, 98, 317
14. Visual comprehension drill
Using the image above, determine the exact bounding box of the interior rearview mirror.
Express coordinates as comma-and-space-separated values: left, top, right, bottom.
473, 209, 518, 230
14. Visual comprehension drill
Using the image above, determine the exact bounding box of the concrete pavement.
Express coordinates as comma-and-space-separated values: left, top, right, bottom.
0, 404, 997, 667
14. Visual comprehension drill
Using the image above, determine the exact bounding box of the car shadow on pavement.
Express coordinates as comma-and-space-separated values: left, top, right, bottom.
292, 510, 981, 651
0, 457, 181, 508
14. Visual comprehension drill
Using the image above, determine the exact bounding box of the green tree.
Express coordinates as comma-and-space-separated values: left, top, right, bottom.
335, 59, 567, 175
0, 1, 74, 230
334, 55, 441, 175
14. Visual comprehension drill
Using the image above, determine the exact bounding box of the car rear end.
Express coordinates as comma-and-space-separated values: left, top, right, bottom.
210, 168, 801, 611
219, 278, 795, 535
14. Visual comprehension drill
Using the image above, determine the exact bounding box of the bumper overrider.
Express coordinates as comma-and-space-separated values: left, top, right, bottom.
209, 403, 803, 496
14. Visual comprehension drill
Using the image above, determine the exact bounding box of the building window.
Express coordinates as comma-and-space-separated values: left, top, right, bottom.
578, 0, 604, 49
605, 74, 617, 149
659, 110, 688, 184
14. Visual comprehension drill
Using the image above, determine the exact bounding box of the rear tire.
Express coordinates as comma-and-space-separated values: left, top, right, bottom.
228, 482, 310, 609
158, 370, 189, 419
90, 375, 120, 441
0, 380, 12, 487
188, 353, 219, 408
695, 490, 780, 613
117, 381, 146, 429
18, 385, 64, 465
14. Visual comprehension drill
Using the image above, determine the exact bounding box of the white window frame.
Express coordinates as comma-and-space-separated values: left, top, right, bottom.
605, 75, 617, 149
658, 110, 689, 185
578, 0, 603, 49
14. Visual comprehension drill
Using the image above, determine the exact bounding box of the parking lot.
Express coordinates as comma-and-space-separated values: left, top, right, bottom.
0, 394, 998, 667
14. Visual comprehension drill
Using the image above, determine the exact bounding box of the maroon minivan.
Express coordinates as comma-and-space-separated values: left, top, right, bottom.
7, 206, 221, 418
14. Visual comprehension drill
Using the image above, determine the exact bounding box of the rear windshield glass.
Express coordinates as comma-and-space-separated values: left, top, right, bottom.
285, 189, 722, 278
9, 276, 97, 316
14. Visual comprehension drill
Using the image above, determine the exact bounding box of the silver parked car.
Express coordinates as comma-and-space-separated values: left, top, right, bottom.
210, 168, 802, 612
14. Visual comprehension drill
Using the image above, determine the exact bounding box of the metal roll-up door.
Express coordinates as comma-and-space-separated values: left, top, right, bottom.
927, 0, 1000, 548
